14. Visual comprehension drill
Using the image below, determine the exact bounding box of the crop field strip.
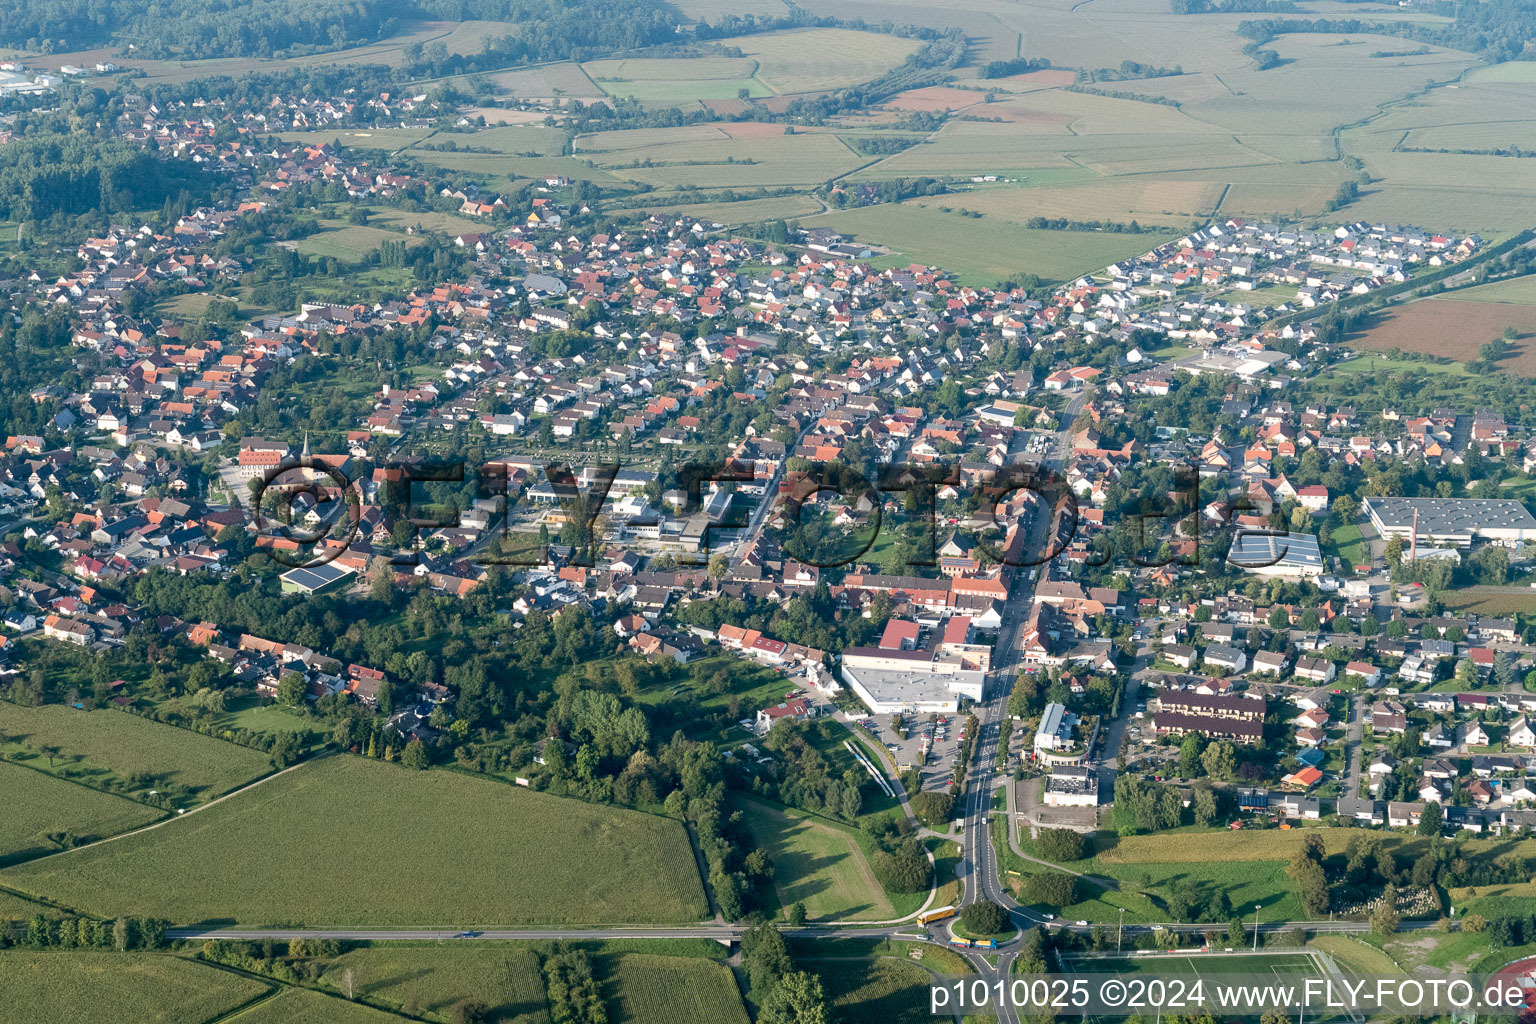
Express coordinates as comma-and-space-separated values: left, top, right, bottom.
1, 755, 710, 927
321, 946, 552, 1024
0, 702, 276, 803
0, 951, 270, 1024
0, 761, 163, 867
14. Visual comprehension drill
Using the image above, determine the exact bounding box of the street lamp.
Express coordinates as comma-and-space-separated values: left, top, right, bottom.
1118, 906, 1125, 952
1252, 904, 1261, 952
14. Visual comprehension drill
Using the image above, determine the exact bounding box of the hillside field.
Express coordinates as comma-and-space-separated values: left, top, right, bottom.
1, 756, 710, 927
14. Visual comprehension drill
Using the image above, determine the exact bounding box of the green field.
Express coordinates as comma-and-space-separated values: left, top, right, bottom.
1447, 275, 1536, 306
0, 952, 269, 1024
584, 57, 773, 103
224, 986, 406, 1024
711, 29, 920, 94
2, 756, 709, 927
0, 887, 65, 920
288, 225, 423, 261
0, 702, 276, 805
1069, 952, 1320, 976
739, 799, 896, 922
604, 953, 749, 1024
1441, 587, 1536, 617
813, 957, 939, 1024
322, 946, 550, 1023
0, 762, 162, 866
1309, 935, 1403, 975
800, 203, 1169, 285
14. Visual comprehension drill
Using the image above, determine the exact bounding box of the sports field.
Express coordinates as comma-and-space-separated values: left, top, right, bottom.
740, 798, 895, 922
321, 946, 551, 1023
2, 756, 710, 927
1071, 952, 1320, 976
0, 702, 275, 804
0, 951, 268, 1024
0, 762, 162, 866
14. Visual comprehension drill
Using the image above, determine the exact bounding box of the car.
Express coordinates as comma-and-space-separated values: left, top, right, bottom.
456, 931, 483, 938
1041, 913, 1055, 921
1075, 920, 1088, 927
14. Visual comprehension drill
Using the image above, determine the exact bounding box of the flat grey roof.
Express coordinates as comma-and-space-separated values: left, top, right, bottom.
1228, 530, 1323, 570
1365, 497, 1536, 533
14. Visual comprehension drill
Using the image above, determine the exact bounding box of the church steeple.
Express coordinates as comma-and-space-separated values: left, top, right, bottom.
301, 430, 310, 458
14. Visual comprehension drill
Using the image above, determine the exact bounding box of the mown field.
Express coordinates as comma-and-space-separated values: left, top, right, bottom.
288, 224, 425, 262
0, 702, 275, 804
0, 762, 162, 866
0, 952, 269, 1024
583, 56, 772, 104
322, 946, 550, 1024
604, 953, 750, 1024
739, 799, 895, 922
2, 756, 709, 927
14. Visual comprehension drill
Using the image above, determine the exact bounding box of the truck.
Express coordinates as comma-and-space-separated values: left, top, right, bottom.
918, 905, 957, 926
950, 938, 975, 948
979, 939, 999, 949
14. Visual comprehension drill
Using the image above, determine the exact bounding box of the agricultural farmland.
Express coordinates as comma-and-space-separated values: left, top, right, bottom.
798, 203, 1170, 286
223, 987, 408, 1024
0, 952, 269, 1024
710, 29, 921, 94
813, 957, 940, 1024
604, 953, 751, 1024
583, 57, 772, 104
0, 702, 276, 804
1, 756, 710, 927
0, 762, 162, 866
320, 946, 551, 1023
1353, 298, 1536, 376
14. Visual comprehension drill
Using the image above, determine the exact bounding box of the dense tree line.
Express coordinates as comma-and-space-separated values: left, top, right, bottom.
0, 130, 207, 223
3, 915, 165, 951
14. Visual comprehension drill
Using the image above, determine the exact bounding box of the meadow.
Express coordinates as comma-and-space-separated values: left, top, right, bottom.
288, 225, 424, 262
739, 798, 896, 922
603, 953, 750, 1024
583, 56, 772, 104
0, 762, 162, 866
0, 702, 276, 804
1, 756, 710, 927
322, 946, 551, 1023
0, 952, 269, 1024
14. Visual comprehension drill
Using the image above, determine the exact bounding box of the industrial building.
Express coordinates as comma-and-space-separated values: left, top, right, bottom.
1228, 530, 1325, 577
1363, 497, 1536, 548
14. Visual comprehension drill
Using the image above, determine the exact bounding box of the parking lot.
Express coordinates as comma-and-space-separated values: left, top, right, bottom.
856, 712, 966, 792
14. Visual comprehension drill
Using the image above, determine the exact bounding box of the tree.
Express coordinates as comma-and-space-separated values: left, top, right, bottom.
1036, 828, 1085, 862
401, 738, 429, 770
1371, 885, 1400, 936
112, 917, 130, 952
1025, 873, 1079, 908
1268, 606, 1289, 629
911, 790, 955, 827
276, 672, 307, 707
787, 902, 807, 926
342, 967, 356, 1000
758, 970, 832, 1024
961, 899, 1010, 935
1418, 801, 1443, 836
450, 999, 492, 1024
1200, 741, 1236, 781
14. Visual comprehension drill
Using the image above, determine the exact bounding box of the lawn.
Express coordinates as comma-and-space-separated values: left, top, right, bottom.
1327, 522, 1370, 571
812, 957, 940, 1024
0, 952, 269, 1024
322, 946, 550, 1023
288, 225, 421, 262
603, 953, 749, 1024
0, 702, 276, 805
224, 986, 409, 1024
738, 798, 896, 922
0, 762, 162, 867
2, 756, 709, 927
1309, 935, 1403, 975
